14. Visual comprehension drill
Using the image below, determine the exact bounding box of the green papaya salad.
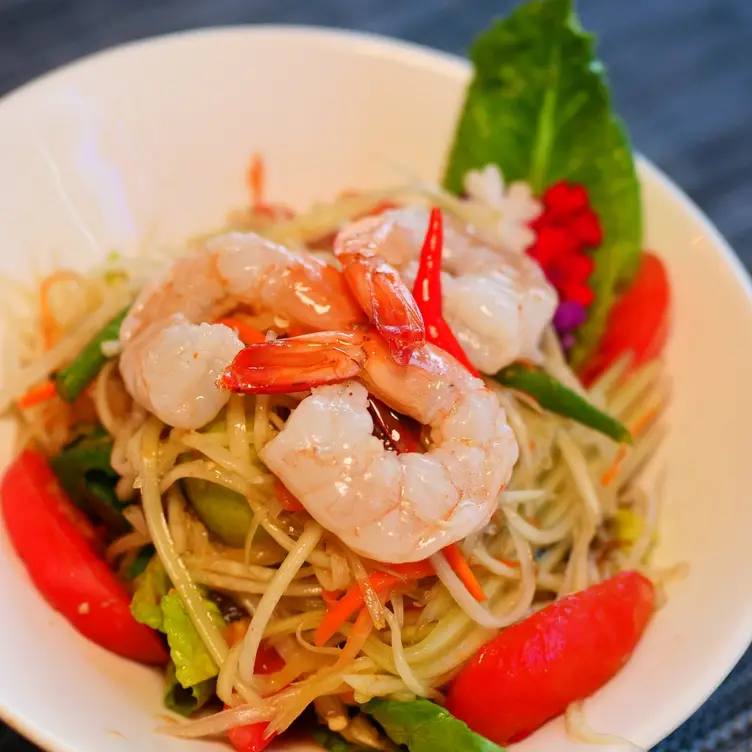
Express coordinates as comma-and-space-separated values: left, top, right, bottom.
0, 2, 674, 751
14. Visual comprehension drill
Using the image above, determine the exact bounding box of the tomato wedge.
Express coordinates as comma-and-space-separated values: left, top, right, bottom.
581, 252, 670, 385
1, 450, 168, 665
446, 571, 655, 744
226, 644, 284, 752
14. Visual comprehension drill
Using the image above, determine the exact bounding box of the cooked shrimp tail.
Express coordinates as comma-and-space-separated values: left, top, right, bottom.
334, 221, 425, 365
217, 332, 365, 394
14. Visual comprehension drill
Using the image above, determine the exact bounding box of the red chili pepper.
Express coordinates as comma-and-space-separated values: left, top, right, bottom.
411, 208, 480, 377
446, 570, 655, 745
226, 645, 285, 752
1, 450, 168, 665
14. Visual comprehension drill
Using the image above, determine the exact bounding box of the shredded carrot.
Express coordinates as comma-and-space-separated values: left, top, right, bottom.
17, 380, 57, 409
629, 407, 660, 438
247, 153, 265, 207
215, 317, 267, 345
322, 589, 344, 606
600, 446, 628, 487
442, 543, 487, 602
335, 607, 373, 667
600, 406, 658, 487
225, 619, 250, 647
314, 561, 433, 647
499, 559, 520, 568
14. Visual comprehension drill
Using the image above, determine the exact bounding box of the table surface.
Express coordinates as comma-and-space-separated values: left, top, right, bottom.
0, 1, 750, 751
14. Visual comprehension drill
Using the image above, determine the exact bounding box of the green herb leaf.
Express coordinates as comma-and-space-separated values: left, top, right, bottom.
363, 699, 505, 752
160, 592, 224, 688
54, 306, 130, 403
130, 557, 170, 631
311, 728, 370, 752
163, 661, 215, 717
494, 362, 631, 443
443, 0, 641, 365
49, 428, 126, 531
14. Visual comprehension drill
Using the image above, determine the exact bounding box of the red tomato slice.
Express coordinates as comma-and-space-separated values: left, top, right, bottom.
446, 571, 655, 744
254, 642, 285, 675
226, 645, 284, 752
1, 450, 168, 665
228, 721, 275, 752
581, 252, 670, 386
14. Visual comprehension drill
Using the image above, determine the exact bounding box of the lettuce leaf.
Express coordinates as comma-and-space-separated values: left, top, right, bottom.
131, 558, 224, 690
160, 592, 225, 688
362, 699, 504, 752
130, 557, 170, 631
443, 0, 641, 365
163, 661, 215, 717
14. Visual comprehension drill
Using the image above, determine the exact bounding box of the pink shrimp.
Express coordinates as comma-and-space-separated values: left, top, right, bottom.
334, 226, 425, 366
218, 331, 518, 562
118, 231, 426, 430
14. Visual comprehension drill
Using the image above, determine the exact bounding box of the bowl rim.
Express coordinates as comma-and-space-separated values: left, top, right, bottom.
1, 23, 751, 752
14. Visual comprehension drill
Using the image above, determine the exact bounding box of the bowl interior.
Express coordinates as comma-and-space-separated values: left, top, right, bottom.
1, 27, 751, 752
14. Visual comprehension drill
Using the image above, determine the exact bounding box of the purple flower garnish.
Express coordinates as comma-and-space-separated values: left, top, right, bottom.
553, 300, 587, 333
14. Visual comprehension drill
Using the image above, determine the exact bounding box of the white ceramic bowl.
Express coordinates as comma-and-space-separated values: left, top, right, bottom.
1, 26, 751, 752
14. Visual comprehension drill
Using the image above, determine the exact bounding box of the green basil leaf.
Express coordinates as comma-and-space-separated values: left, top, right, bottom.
363, 698, 504, 752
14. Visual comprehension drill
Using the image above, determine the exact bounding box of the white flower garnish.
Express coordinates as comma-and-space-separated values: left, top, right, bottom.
464, 164, 542, 254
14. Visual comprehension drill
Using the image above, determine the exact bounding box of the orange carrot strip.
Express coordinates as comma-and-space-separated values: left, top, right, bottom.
314, 561, 433, 647
629, 407, 660, 438
216, 317, 267, 345
247, 153, 265, 207
336, 607, 373, 667
39, 270, 81, 348
443, 543, 487, 602
600, 447, 628, 487
17, 380, 57, 409
600, 407, 659, 487
225, 618, 250, 647
322, 589, 344, 606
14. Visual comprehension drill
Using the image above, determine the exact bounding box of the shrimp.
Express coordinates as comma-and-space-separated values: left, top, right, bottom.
332, 225, 425, 366
219, 331, 519, 562
334, 206, 558, 374
119, 232, 367, 429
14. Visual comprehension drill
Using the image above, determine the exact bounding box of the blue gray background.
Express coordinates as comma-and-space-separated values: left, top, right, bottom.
0, 0, 750, 750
